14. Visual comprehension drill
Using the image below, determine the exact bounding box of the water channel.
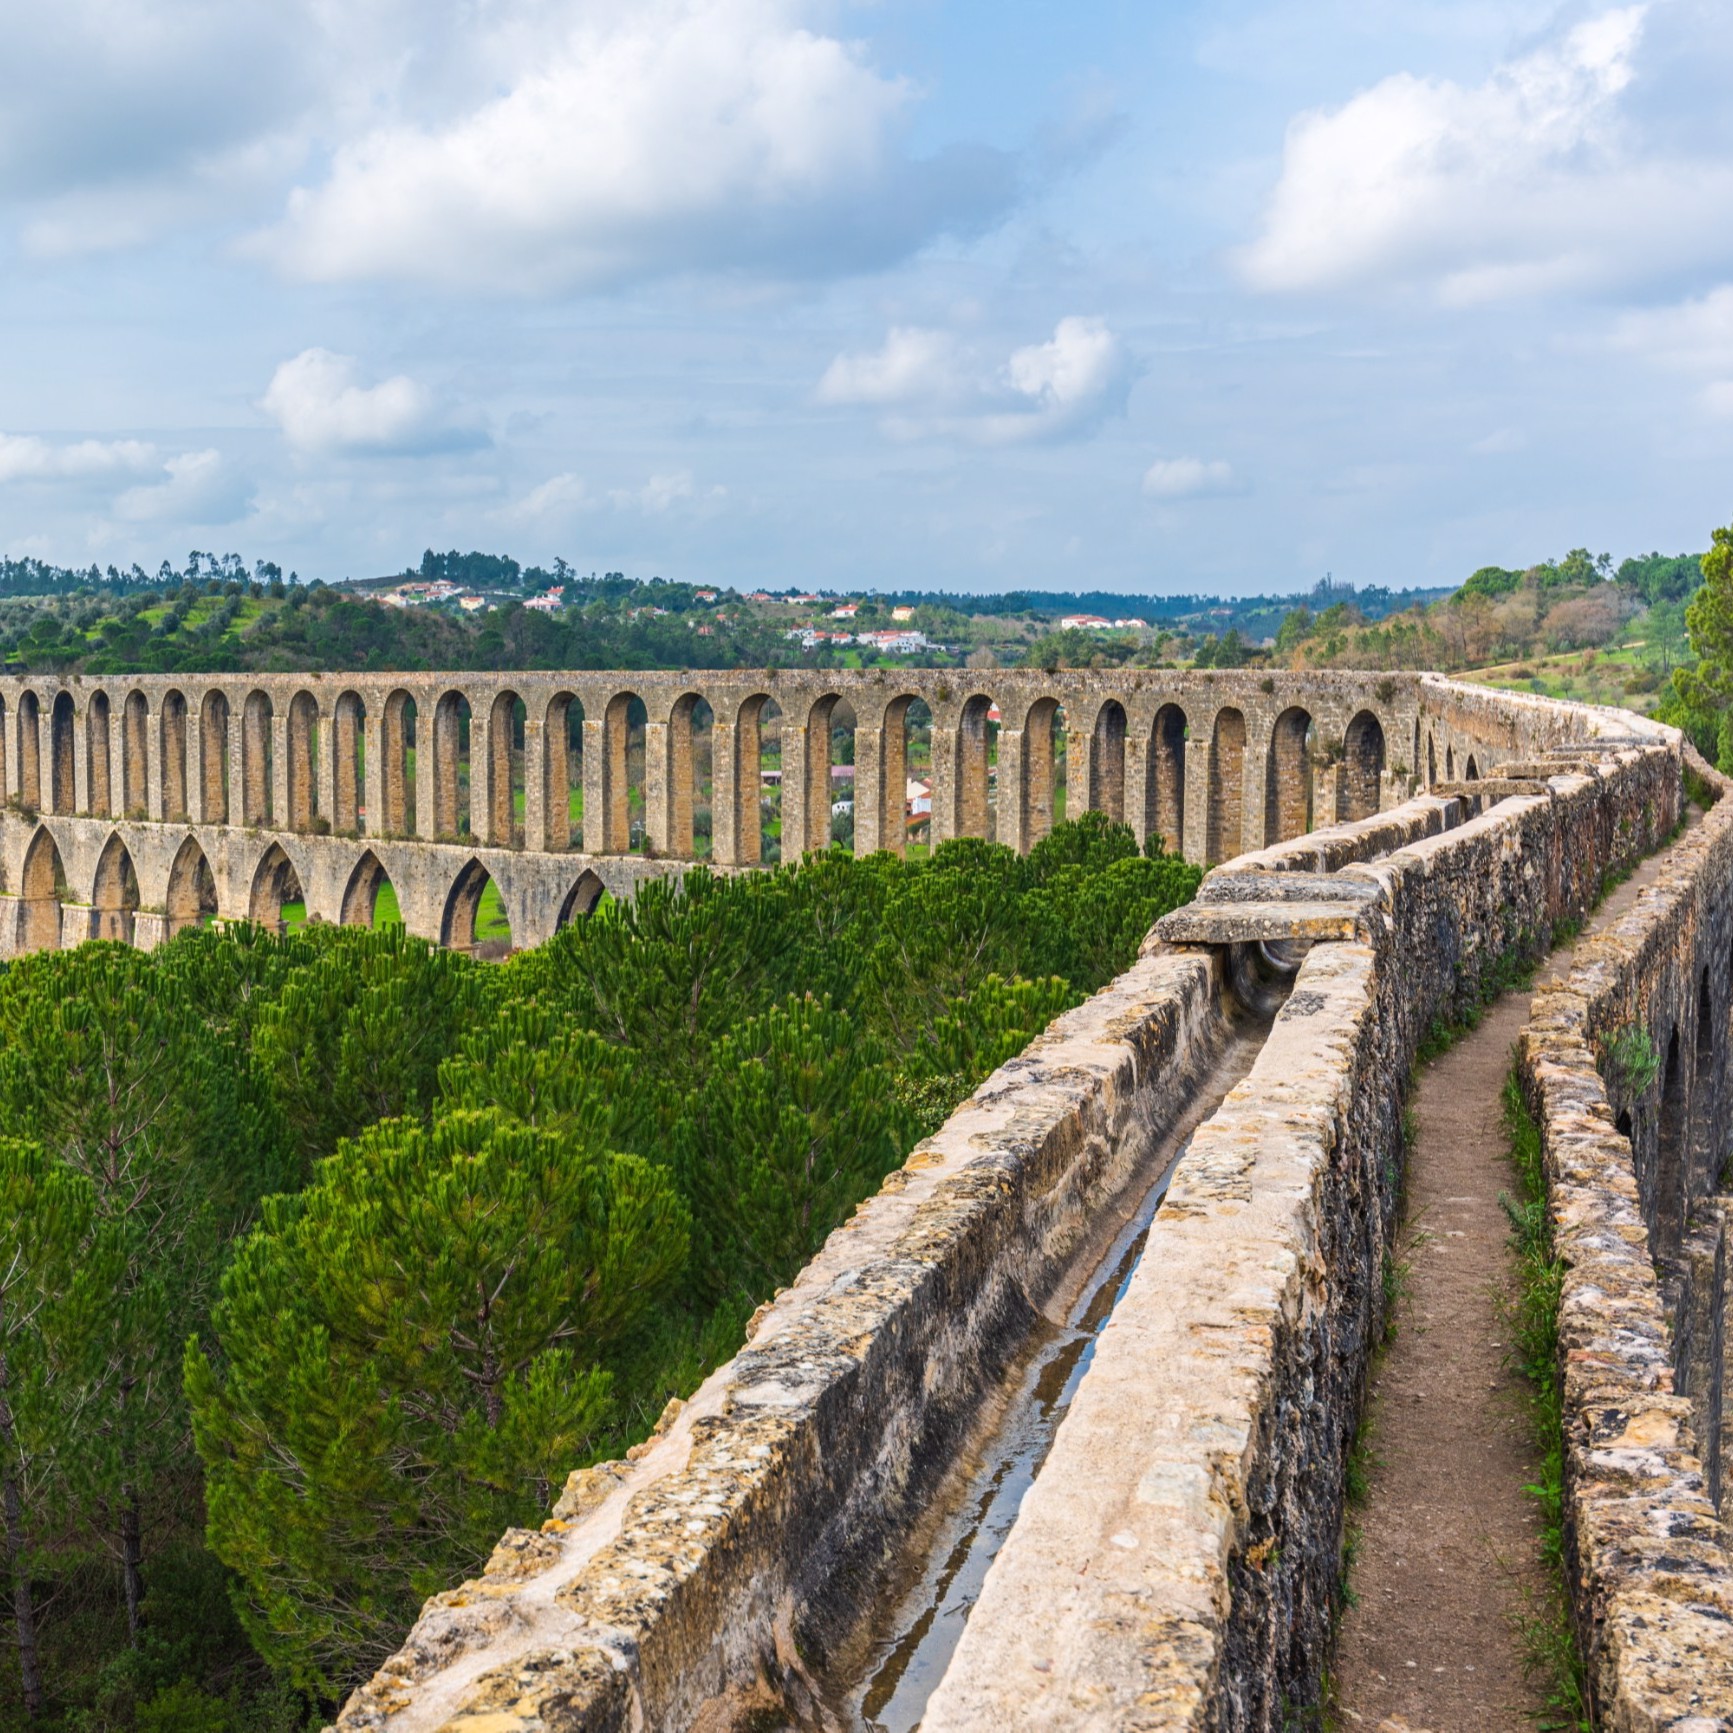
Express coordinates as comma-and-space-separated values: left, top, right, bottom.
814, 1018, 1271, 1732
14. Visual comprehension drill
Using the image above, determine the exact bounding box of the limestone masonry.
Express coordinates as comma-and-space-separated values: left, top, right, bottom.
24, 662, 1723, 1727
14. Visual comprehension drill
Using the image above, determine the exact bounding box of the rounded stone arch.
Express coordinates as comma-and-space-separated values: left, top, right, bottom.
484, 686, 526, 848
92, 831, 140, 944
159, 688, 189, 821
796, 690, 856, 859
199, 688, 231, 824
1426, 731, 1438, 787
249, 841, 305, 932
431, 688, 473, 840
542, 689, 584, 850
1339, 710, 1386, 822
380, 686, 418, 836
286, 688, 320, 832
441, 856, 513, 956
598, 688, 645, 855
86, 689, 114, 817
121, 688, 150, 816
865, 691, 930, 858
164, 835, 217, 938
1021, 693, 1065, 849
1264, 705, 1314, 845
1206, 706, 1248, 864
555, 869, 606, 930
1145, 702, 1187, 856
664, 689, 715, 858
15, 690, 41, 810
331, 689, 367, 835
727, 690, 783, 864
19, 825, 65, 952
953, 692, 997, 842
242, 688, 275, 825
1087, 697, 1128, 825
340, 849, 399, 928
48, 692, 75, 815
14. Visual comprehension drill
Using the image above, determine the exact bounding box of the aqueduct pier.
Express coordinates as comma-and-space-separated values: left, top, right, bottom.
321, 672, 1733, 1732
0, 667, 1509, 954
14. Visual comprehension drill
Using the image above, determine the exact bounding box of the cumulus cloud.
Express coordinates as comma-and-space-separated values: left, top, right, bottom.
261, 348, 481, 455
507, 472, 594, 522
0, 434, 157, 483
817, 328, 961, 408
1141, 457, 1242, 499
1236, 5, 1733, 303
819, 316, 1132, 444
249, 0, 1014, 293
111, 450, 249, 524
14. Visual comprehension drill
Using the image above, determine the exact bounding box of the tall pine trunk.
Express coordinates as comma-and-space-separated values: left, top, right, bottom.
3, 1470, 43, 1718
0, 1330, 44, 1720
120, 1485, 143, 1646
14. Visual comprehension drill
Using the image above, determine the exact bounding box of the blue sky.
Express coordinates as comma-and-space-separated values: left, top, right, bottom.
3, 0, 1732, 595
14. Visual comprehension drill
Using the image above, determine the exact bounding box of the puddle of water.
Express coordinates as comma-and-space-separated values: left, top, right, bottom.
846, 1175, 1165, 1733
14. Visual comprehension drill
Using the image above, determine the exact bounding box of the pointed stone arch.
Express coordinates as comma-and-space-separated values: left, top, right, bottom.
92, 832, 140, 944
556, 870, 606, 930
249, 842, 304, 933
19, 826, 65, 952
441, 857, 512, 956
165, 836, 217, 938
340, 849, 399, 928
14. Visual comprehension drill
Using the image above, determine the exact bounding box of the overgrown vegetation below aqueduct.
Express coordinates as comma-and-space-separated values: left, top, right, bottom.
0, 816, 1197, 1732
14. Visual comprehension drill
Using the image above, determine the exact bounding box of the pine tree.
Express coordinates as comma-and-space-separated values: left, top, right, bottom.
676, 996, 907, 1300
0, 946, 225, 1648
0, 1141, 124, 1717
187, 1108, 689, 1695
250, 925, 491, 1170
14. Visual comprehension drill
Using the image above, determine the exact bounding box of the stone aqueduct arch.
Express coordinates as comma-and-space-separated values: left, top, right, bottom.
0, 669, 1503, 958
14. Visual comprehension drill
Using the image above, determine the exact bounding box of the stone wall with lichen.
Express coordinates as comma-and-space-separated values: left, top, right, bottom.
1521, 744, 1733, 1726
327, 682, 1707, 1733
925, 740, 1684, 1730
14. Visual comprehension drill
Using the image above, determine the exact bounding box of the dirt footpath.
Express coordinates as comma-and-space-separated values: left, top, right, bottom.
1331, 841, 1676, 1731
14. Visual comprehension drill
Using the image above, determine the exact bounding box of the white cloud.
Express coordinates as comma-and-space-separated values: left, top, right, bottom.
614, 471, 697, 513
1236, 5, 1720, 302
508, 472, 594, 522
261, 348, 479, 455
818, 328, 961, 408
1141, 457, 1242, 499
819, 316, 1131, 444
111, 450, 249, 524
250, 0, 1013, 293
0, 435, 157, 483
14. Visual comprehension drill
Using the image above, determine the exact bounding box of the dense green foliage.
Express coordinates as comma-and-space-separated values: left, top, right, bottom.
0, 818, 1199, 1728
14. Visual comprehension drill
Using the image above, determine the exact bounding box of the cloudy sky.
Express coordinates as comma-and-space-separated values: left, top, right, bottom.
2, 0, 1732, 594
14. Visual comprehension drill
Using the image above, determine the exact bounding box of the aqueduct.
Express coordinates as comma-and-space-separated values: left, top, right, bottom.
12, 664, 1724, 1726
0, 667, 1484, 956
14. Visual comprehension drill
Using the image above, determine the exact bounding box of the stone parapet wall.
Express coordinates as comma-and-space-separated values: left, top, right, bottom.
319, 680, 1700, 1731
925, 738, 1682, 1728
333, 943, 1239, 1731
1520, 746, 1733, 1726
